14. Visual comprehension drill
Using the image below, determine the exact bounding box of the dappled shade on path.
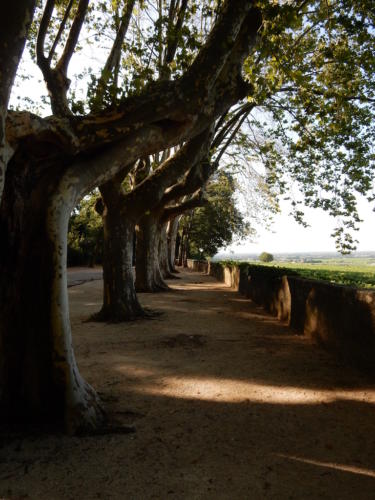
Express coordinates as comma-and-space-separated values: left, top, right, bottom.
1, 270, 375, 499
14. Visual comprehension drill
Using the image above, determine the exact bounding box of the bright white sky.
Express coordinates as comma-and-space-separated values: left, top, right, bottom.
229, 196, 374, 254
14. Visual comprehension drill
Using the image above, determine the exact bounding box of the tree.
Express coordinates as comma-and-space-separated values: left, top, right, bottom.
2, 0, 374, 434
85, 0, 261, 318
181, 172, 249, 259
68, 193, 103, 266
244, 0, 375, 252
0, 0, 262, 433
259, 252, 274, 263
0, 2, 36, 202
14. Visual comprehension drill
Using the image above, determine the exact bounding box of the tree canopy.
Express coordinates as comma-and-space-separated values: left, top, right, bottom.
243, 0, 375, 251
181, 172, 250, 259
68, 192, 103, 266
9, 0, 375, 251
259, 251, 274, 263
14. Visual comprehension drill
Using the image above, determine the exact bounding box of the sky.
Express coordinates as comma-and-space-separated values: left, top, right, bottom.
227, 196, 374, 254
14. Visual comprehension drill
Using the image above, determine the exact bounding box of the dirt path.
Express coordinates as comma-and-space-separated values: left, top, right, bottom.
1, 270, 375, 499
67, 266, 103, 287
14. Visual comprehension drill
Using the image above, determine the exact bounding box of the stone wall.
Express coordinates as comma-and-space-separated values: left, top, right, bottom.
206, 261, 375, 374
186, 259, 209, 273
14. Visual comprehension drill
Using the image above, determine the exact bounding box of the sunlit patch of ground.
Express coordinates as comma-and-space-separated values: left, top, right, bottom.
1, 269, 374, 499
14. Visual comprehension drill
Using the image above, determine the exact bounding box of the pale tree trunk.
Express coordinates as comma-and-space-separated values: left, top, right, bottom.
153, 225, 169, 289
0, 1, 35, 202
135, 212, 168, 292
135, 214, 157, 292
94, 213, 143, 321
0, 138, 146, 432
95, 177, 145, 322
177, 229, 185, 266
0, 158, 104, 433
158, 222, 170, 278
168, 217, 180, 273
0, 0, 262, 430
182, 234, 190, 267
159, 222, 176, 279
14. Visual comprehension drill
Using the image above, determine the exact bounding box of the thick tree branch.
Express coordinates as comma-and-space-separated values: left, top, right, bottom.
94, 0, 136, 108
11, 1, 263, 156
36, 0, 55, 70
161, 190, 207, 223
121, 126, 213, 217
36, 0, 89, 116
57, 0, 89, 75
182, 0, 255, 93
0, 0, 36, 203
162, 100, 254, 209
48, 0, 74, 63
160, 0, 189, 80
162, 157, 210, 206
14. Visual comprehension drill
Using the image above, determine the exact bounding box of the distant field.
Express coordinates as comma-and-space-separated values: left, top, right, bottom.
245, 259, 375, 289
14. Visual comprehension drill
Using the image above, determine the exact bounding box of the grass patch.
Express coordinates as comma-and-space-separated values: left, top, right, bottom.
242, 260, 375, 289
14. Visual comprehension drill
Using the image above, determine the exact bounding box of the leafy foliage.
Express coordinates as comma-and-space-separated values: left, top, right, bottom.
236, 260, 375, 289
181, 172, 250, 259
68, 193, 103, 266
10, 0, 375, 253
243, 0, 375, 252
259, 251, 274, 262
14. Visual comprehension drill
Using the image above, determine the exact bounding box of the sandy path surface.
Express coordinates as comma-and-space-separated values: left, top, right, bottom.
67, 267, 103, 287
1, 270, 375, 499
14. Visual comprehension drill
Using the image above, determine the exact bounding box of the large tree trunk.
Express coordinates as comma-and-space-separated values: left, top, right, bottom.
135, 213, 168, 292
182, 234, 190, 267
0, 156, 104, 434
159, 222, 176, 279
94, 210, 144, 322
167, 217, 180, 273
153, 226, 169, 289
0, 1, 36, 202
177, 229, 185, 266
90, 174, 146, 322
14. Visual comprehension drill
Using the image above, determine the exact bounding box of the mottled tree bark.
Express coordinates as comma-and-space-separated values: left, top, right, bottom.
0, 1, 35, 202
135, 212, 168, 292
0, 155, 104, 433
101, 128, 213, 302
96, 213, 143, 321
168, 217, 180, 273
94, 176, 145, 321
0, 137, 161, 432
159, 222, 172, 279
0, 0, 262, 430
177, 229, 185, 266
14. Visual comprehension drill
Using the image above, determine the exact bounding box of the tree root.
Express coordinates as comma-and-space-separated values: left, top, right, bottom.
89, 304, 147, 323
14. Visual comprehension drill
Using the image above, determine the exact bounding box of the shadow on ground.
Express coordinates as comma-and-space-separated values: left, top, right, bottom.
1, 270, 374, 499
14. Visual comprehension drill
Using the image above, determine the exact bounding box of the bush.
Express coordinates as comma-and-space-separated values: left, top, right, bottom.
259, 251, 274, 262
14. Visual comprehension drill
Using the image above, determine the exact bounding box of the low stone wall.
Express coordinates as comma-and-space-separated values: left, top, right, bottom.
186, 259, 209, 273
206, 261, 375, 374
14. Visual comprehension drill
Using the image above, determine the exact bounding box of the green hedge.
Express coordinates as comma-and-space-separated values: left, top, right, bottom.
215, 261, 375, 289
216, 261, 299, 278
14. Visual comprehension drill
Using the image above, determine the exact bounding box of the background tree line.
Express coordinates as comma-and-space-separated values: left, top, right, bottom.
68, 171, 249, 266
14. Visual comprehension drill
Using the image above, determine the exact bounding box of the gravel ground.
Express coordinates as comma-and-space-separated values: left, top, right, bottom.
1, 269, 375, 499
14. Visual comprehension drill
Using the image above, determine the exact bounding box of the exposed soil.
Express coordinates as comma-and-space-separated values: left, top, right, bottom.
1, 269, 375, 499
